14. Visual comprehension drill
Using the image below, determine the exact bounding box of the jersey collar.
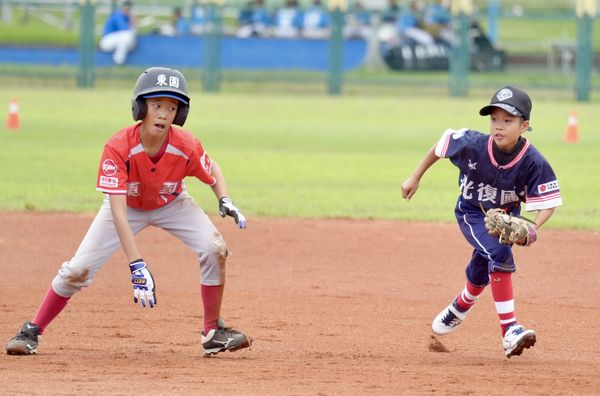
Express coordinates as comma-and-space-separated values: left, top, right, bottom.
487, 135, 530, 169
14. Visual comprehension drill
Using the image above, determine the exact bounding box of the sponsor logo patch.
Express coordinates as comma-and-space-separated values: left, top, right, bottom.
538, 180, 559, 194
102, 159, 118, 176
99, 176, 118, 188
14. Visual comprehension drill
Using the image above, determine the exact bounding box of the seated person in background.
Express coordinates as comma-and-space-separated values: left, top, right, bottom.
302, 0, 330, 39
237, 0, 272, 38
99, 0, 136, 65
190, 1, 208, 35
396, 0, 434, 46
424, 0, 454, 46
238, 1, 254, 27
273, 0, 303, 38
160, 6, 190, 36
378, 0, 401, 44
344, 0, 372, 39
382, 0, 400, 23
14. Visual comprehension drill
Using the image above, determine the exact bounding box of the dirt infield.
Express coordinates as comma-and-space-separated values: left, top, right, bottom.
1, 211, 599, 395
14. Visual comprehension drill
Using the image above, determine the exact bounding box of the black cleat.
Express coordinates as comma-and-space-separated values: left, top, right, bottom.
6, 321, 41, 355
201, 326, 252, 356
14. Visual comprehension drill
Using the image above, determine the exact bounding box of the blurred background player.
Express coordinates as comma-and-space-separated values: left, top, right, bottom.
160, 6, 190, 36
273, 0, 303, 38
423, 0, 454, 46
99, 0, 137, 65
344, 0, 372, 40
401, 85, 562, 358
396, 0, 434, 46
237, 0, 272, 38
5, 67, 252, 357
301, 0, 330, 39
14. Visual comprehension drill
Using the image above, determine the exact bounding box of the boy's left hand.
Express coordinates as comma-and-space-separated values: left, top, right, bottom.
484, 209, 537, 246
219, 197, 247, 229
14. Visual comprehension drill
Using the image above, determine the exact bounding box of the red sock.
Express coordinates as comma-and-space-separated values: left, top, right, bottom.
490, 272, 516, 335
455, 281, 486, 312
201, 284, 224, 335
32, 287, 70, 334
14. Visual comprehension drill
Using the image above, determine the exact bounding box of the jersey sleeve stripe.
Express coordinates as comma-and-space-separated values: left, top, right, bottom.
526, 191, 562, 202
434, 129, 453, 157
525, 197, 563, 211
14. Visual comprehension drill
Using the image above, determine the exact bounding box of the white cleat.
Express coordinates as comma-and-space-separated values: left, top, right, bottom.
432, 300, 467, 335
503, 324, 536, 358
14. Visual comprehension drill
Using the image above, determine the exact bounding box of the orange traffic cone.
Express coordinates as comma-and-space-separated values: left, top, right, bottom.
6, 98, 20, 130
564, 111, 579, 144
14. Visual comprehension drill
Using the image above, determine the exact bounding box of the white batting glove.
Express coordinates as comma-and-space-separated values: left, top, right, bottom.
218, 197, 247, 229
129, 259, 156, 308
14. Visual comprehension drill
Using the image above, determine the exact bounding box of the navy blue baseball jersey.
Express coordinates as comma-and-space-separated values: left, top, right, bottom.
434, 128, 562, 215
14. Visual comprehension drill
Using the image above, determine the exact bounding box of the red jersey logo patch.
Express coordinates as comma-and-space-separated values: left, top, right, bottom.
102, 159, 118, 176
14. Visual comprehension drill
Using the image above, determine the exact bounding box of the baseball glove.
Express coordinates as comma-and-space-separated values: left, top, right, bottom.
484, 208, 537, 246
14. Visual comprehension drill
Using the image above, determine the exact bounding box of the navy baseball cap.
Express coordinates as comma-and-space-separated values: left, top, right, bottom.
479, 85, 532, 121
143, 92, 188, 105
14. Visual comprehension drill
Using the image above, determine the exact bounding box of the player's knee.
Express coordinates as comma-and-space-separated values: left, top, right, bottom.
198, 236, 229, 284
52, 274, 83, 297
54, 261, 93, 295
488, 259, 516, 273
214, 236, 228, 264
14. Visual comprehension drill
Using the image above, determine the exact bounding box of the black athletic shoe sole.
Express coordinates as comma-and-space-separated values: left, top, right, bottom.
506, 333, 536, 358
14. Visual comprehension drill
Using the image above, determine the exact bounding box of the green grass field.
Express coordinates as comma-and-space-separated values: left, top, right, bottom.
1, 86, 598, 230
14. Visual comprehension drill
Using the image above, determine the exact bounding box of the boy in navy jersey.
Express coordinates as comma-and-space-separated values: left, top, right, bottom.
402, 86, 562, 358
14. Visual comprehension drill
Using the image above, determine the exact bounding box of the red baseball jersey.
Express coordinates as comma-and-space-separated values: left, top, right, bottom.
96, 123, 215, 210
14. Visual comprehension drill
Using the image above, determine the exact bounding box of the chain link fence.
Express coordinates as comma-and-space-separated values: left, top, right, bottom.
0, 0, 598, 99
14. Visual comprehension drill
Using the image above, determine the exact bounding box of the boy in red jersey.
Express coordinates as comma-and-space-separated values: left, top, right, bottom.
6, 67, 252, 357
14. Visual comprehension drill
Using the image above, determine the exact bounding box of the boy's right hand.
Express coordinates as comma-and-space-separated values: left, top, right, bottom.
129, 259, 156, 308
219, 197, 247, 229
401, 176, 420, 200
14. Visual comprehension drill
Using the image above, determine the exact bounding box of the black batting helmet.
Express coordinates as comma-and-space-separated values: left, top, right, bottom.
131, 67, 190, 126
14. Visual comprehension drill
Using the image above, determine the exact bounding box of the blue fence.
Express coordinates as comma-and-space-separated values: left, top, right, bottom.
0, 34, 368, 71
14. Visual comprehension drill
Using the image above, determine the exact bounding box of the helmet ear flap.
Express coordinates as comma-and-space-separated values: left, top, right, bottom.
132, 97, 147, 121
173, 104, 189, 126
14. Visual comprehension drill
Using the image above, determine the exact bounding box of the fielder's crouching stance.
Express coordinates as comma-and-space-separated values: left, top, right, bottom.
402, 86, 562, 358
6, 67, 252, 357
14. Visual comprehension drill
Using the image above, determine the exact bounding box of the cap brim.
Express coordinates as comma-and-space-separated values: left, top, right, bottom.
480, 104, 533, 132
479, 103, 523, 118
143, 93, 188, 104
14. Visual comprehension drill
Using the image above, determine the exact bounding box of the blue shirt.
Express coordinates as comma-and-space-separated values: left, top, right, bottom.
275, 7, 303, 29
303, 6, 330, 29
251, 7, 272, 25
102, 10, 131, 36
425, 4, 451, 25
396, 9, 419, 32
175, 17, 190, 35
434, 129, 563, 214
191, 5, 205, 25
